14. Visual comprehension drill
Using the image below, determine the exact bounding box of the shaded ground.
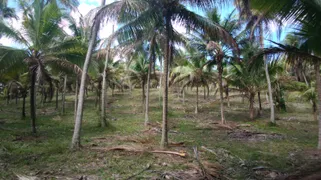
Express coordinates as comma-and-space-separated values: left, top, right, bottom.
0, 88, 320, 179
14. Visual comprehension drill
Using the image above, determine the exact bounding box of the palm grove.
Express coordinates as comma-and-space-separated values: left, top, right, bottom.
1, 0, 321, 153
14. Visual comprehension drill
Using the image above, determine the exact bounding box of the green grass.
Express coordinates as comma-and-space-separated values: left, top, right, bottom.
0, 89, 320, 179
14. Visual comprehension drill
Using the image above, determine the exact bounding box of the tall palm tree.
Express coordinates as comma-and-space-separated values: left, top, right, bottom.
189, 9, 240, 124
171, 50, 216, 114
87, 0, 236, 148
0, 0, 83, 134
129, 53, 150, 110
235, 0, 279, 124
71, 0, 106, 149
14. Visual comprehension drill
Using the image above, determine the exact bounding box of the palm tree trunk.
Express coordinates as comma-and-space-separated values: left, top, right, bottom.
313, 100, 317, 121
226, 86, 230, 108
71, 2, 102, 149
101, 25, 114, 127
258, 91, 262, 116
22, 94, 26, 118
74, 78, 78, 120
182, 88, 185, 105
30, 71, 37, 134
260, 24, 275, 124
160, 15, 171, 149
314, 61, 321, 149
207, 85, 210, 99
101, 48, 110, 128
218, 59, 225, 124
195, 86, 199, 114
159, 56, 163, 105
203, 86, 206, 100
142, 80, 145, 112
62, 74, 67, 115
145, 56, 152, 126
249, 92, 255, 120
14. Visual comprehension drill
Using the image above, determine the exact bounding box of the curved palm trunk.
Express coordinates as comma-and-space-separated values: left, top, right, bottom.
62, 74, 67, 115
218, 59, 225, 124
160, 15, 171, 149
314, 61, 321, 149
260, 24, 275, 124
195, 86, 199, 114
30, 71, 37, 134
249, 92, 255, 120
71, 4, 102, 149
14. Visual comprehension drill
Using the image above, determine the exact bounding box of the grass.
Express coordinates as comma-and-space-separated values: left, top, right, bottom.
0, 88, 320, 179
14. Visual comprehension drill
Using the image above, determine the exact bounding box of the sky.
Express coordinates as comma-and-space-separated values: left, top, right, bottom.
1, 0, 289, 48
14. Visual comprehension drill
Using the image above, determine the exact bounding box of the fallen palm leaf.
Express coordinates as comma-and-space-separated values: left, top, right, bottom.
92, 145, 187, 157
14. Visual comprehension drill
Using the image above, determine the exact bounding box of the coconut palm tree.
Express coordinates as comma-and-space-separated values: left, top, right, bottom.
255, 0, 321, 144
188, 9, 240, 124
171, 50, 216, 114
84, 0, 237, 149
301, 85, 317, 121
129, 53, 150, 110
0, 0, 83, 134
235, 0, 281, 124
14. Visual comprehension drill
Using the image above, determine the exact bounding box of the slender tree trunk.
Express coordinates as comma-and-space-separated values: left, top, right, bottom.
242, 91, 245, 103
207, 85, 210, 99
160, 15, 171, 149
71, 2, 103, 149
22, 94, 26, 118
159, 57, 163, 105
101, 25, 113, 127
142, 80, 145, 112
145, 52, 153, 126
313, 101, 317, 121
195, 86, 199, 114
62, 75, 67, 115
314, 61, 321, 149
100, 48, 110, 128
203, 86, 206, 100
74, 78, 78, 120
249, 92, 255, 120
258, 91, 262, 116
218, 59, 225, 124
260, 24, 275, 124
303, 70, 309, 86
30, 71, 37, 134
183, 88, 185, 105
213, 84, 218, 101
226, 85, 230, 108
